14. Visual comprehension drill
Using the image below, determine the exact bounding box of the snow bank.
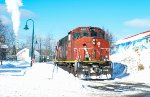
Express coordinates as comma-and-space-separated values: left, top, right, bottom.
111, 48, 150, 83
0, 62, 86, 97
111, 48, 150, 72
25, 62, 84, 91
111, 52, 150, 83
111, 32, 150, 83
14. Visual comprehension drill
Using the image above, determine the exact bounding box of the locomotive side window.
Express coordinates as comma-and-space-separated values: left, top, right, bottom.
73, 32, 80, 39
99, 32, 105, 39
82, 32, 89, 37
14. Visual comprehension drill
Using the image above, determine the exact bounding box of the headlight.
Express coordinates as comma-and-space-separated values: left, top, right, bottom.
105, 55, 108, 58
92, 39, 96, 44
97, 42, 100, 47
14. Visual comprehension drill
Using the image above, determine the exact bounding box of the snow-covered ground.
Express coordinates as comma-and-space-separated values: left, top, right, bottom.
0, 61, 84, 97
0, 60, 150, 97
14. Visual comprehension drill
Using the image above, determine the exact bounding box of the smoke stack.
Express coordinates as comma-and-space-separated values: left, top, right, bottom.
5, 0, 23, 36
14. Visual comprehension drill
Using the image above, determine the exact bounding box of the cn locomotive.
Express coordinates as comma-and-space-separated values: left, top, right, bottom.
55, 26, 112, 79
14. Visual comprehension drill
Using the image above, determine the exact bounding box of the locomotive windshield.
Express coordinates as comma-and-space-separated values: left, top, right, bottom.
91, 30, 97, 37
73, 32, 80, 39
72, 28, 106, 39
82, 32, 89, 37
99, 32, 105, 39
91, 31, 105, 39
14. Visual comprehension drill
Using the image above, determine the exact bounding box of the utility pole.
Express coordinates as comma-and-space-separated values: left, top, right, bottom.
40, 38, 42, 62
24, 19, 35, 66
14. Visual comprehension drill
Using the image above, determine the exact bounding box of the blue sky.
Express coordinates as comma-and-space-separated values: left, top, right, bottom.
0, 0, 150, 42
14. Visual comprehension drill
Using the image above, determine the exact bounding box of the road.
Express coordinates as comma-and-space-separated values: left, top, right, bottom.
82, 80, 150, 97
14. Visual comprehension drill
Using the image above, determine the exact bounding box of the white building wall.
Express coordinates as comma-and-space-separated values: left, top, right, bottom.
17, 48, 40, 62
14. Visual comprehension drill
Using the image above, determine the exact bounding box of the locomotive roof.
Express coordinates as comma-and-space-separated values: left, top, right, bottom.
69, 26, 105, 33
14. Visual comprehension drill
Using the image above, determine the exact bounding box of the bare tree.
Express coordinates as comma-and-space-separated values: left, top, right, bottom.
0, 19, 16, 61
0, 20, 6, 44
24, 33, 55, 54
17, 41, 26, 50
43, 35, 52, 55
105, 29, 116, 47
0, 19, 15, 51
18, 35, 34, 50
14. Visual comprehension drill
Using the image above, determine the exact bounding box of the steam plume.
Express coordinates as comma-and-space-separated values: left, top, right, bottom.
5, 0, 23, 36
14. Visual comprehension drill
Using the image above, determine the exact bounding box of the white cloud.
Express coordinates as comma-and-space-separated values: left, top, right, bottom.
124, 18, 150, 28
0, 15, 11, 25
20, 9, 36, 18
0, 4, 35, 18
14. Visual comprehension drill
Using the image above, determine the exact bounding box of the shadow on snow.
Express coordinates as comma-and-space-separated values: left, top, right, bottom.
112, 62, 129, 79
0, 62, 30, 76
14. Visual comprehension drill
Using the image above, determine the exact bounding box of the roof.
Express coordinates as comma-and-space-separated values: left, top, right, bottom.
16, 48, 40, 56
116, 30, 150, 45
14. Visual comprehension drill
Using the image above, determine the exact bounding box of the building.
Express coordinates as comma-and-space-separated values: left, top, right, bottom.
16, 48, 40, 62
112, 30, 150, 54
111, 30, 150, 71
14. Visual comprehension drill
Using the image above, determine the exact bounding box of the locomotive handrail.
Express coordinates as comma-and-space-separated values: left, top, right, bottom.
54, 60, 111, 63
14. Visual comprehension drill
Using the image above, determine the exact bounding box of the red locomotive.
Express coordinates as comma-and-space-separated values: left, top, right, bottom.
55, 26, 112, 79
